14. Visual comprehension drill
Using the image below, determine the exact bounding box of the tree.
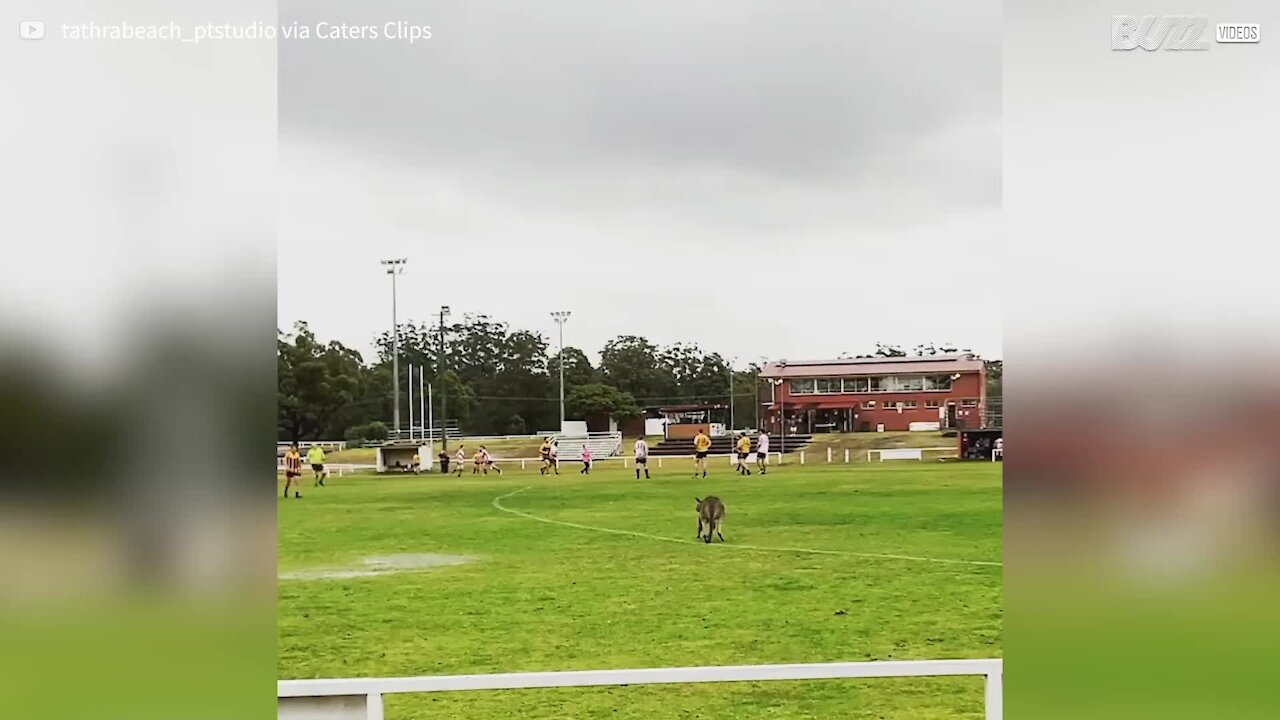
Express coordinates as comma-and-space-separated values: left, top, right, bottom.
985, 360, 1002, 398
567, 383, 641, 419
278, 322, 365, 442
600, 336, 671, 402
549, 346, 597, 390
659, 343, 731, 403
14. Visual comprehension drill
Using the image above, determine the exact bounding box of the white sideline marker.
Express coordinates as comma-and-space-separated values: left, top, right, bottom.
279, 659, 1003, 720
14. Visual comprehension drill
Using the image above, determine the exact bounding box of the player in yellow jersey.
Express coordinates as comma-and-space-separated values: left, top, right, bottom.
735, 433, 753, 476
692, 430, 712, 478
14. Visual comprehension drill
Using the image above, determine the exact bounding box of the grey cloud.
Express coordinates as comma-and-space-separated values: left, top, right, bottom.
280, 0, 1000, 227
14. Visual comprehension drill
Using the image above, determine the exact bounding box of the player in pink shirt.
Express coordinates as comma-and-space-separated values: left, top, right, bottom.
579, 445, 592, 475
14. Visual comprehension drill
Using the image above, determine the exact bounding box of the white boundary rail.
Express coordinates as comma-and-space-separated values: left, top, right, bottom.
274, 448, 976, 474
867, 447, 958, 462
279, 659, 1002, 720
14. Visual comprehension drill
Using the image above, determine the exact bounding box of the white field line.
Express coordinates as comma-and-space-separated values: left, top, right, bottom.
492, 487, 1000, 568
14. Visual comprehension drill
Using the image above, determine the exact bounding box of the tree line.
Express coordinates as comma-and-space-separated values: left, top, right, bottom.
277, 315, 767, 443
278, 317, 1002, 443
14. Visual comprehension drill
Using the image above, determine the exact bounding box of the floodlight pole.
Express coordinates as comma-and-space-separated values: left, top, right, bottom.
774, 359, 788, 462
439, 306, 450, 452
757, 356, 767, 432
381, 258, 407, 435
728, 357, 736, 433
551, 311, 571, 432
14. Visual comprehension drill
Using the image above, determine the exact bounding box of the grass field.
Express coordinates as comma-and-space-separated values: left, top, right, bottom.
278, 460, 1001, 719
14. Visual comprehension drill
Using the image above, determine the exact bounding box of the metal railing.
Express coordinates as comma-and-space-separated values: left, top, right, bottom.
278, 659, 1002, 720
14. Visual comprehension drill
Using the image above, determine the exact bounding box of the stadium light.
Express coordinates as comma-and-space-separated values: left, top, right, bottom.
439, 306, 451, 451
728, 357, 737, 433
380, 258, 407, 435
773, 359, 788, 455
551, 311, 571, 431
756, 356, 769, 431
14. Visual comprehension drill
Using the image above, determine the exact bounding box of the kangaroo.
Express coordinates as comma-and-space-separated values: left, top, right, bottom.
695, 496, 725, 544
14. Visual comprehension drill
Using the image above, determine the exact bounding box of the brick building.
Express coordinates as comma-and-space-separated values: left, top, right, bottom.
759, 355, 989, 433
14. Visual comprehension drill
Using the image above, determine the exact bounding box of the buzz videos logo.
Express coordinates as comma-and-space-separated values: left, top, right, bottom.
1112, 16, 1209, 50
1112, 16, 1261, 50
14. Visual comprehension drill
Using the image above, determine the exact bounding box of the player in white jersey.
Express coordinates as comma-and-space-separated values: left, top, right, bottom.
481, 446, 502, 475
454, 446, 466, 477
633, 436, 650, 480
755, 431, 770, 475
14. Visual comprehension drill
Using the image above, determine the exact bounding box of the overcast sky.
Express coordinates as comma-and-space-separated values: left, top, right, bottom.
277, 0, 1002, 366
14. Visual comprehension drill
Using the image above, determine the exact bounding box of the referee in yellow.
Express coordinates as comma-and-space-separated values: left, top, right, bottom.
307, 444, 328, 487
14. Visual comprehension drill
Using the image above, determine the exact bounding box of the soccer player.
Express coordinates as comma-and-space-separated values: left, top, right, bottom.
411, 452, 421, 475
692, 429, 711, 478
307, 444, 328, 486
539, 437, 553, 475
580, 445, 592, 475
454, 446, 466, 477
482, 446, 502, 475
755, 431, 770, 475
634, 436, 650, 480
548, 440, 560, 475
735, 433, 752, 475
473, 447, 485, 474
438, 450, 450, 474
283, 444, 303, 498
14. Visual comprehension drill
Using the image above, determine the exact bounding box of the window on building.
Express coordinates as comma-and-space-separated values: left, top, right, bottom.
860, 400, 876, 409
842, 377, 869, 393
924, 375, 953, 391
901, 400, 918, 409
898, 376, 924, 392
790, 379, 815, 395
961, 398, 979, 407
867, 376, 884, 392
814, 378, 841, 394
925, 399, 942, 409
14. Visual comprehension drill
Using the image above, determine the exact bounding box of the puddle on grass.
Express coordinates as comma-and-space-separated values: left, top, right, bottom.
279, 553, 473, 581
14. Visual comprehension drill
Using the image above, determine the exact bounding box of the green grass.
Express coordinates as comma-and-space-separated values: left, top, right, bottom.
279, 461, 1001, 719
802, 431, 952, 459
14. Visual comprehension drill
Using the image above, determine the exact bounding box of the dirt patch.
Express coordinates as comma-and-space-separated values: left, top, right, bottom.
279, 553, 472, 581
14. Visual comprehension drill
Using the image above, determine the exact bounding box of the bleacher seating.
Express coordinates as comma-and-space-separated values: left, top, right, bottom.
648, 432, 812, 456
555, 432, 623, 460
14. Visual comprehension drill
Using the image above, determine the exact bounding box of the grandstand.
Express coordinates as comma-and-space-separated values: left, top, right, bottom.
553, 431, 623, 460
648, 432, 811, 457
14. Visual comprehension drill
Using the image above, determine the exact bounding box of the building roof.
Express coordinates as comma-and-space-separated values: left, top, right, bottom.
760, 355, 985, 379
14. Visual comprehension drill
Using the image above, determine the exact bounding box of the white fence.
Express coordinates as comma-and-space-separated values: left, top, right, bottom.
279, 659, 1002, 719
277, 440, 347, 453
276, 461, 376, 477
276, 448, 972, 475
866, 447, 958, 462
